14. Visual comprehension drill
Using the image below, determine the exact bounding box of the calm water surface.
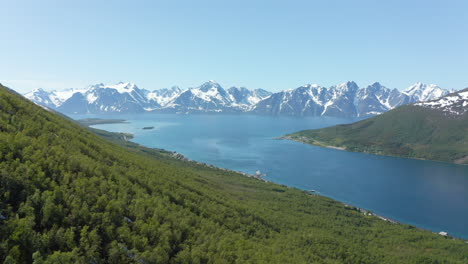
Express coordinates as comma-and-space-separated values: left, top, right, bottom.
70, 113, 468, 239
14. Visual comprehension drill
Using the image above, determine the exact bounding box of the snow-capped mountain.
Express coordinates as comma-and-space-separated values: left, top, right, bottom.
23, 81, 453, 116
355, 82, 411, 116
251, 84, 327, 116
322, 81, 360, 117
403, 82, 451, 102
227, 87, 271, 110
24, 81, 271, 114
252, 81, 363, 117
24, 88, 58, 109
24, 82, 150, 113
163, 81, 272, 113
56, 82, 150, 114
146, 86, 181, 109
415, 88, 468, 116
251, 82, 453, 117
251, 81, 364, 117
24, 87, 89, 108
163, 81, 235, 113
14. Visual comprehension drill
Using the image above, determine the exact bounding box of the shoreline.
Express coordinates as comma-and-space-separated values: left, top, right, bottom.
175, 148, 466, 239
77, 118, 128, 126
168, 151, 268, 182
280, 135, 467, 166
279, 135, 346, 150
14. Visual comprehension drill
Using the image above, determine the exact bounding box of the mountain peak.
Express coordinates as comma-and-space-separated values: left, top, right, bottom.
403, 82, 448, 102
366, 82, 386, 91
198, 81, 223, 92
301, 84, 321, 89
341, 81, 358, 87
203, 80, 220, 85
415, 88, 468, 115
335, 81, 358, 91
24, 88, 52, 98
89, 82, 139, 94
228, 86, 250, 93
31, 88, 47, 93
405, 82, 439, 92
113, 82, 136, 89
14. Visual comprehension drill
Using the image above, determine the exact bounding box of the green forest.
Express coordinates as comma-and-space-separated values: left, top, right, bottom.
286, 105, 468, 165
0, 84, 467, 263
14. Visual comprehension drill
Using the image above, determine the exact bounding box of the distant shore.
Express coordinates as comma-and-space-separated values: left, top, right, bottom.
280, 135, 468, 166
279, 135, 345, 150
77, 118, 128, 126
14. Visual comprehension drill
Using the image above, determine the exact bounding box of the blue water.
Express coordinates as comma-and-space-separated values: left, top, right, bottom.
70, 113, 468, 239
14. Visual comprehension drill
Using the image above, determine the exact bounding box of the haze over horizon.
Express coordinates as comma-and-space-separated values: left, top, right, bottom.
1, 0, 467, 93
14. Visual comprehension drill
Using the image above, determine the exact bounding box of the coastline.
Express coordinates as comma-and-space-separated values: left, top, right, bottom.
169, 151, 268, 182
162, 144, 467, 239
279, 135, 345, 150
280, 135, 467, 166
77, 118, 128, 126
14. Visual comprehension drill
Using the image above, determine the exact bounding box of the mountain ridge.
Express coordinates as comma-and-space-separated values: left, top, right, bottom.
24, 80, 454, 116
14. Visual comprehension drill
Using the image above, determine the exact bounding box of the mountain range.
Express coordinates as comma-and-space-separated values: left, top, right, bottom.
24, 80, 453, 117
285, 88, 468, 164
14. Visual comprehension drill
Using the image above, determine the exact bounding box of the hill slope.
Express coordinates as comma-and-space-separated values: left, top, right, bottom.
0, 84, 467, 263
285, 89, 468, 164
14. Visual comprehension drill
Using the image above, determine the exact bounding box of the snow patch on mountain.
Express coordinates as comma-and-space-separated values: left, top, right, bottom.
147, 86, 181, 106
415, 88, 468, 115
96, 82, 138, 94
85, 93, 98, 104
403, 82, 450, 102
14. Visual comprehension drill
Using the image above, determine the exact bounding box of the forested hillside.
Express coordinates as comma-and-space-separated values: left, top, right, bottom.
0, 84, 467, 263
286, 104, 468, 164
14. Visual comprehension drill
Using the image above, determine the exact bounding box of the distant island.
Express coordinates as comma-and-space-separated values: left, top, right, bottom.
142, 126, 154, 130
77, 118, 127, 126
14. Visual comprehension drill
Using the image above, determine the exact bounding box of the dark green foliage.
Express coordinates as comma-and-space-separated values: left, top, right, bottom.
0, 84, 467, 263
287, 105, 468, 164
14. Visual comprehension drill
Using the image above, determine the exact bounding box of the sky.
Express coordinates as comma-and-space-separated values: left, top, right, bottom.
1, 0, 467, 93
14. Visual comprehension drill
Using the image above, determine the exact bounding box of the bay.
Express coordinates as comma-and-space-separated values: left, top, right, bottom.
70, 113, 468, 239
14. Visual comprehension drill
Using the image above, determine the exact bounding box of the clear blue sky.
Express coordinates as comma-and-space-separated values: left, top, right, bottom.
1, 0, 467, 93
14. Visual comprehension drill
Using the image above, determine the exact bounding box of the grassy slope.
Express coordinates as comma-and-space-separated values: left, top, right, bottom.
0, 84, 467, 263
286, 105, 468, 164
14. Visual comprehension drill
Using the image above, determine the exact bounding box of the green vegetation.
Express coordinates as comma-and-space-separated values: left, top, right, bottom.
0, 84, 467, 263
286, 105, 468, 164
